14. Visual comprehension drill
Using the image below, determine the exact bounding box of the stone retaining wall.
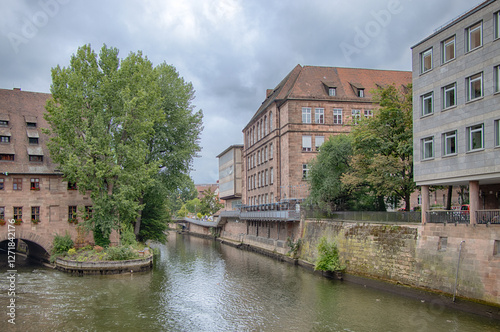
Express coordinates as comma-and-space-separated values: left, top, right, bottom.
55, 255, 153, 276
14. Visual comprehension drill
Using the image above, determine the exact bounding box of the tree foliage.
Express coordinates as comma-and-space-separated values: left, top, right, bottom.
200, 187, 224, 216
342, 84, 415, 211
45, 44, 203, 241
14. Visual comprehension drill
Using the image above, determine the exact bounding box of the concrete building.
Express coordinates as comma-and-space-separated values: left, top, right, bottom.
412, 0, 500, 224
242, 64, 411, 207
216, 144, 243, 211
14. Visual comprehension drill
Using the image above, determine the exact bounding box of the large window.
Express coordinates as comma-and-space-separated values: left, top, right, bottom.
315, 136, 324, 151
14, 207, 22, 221
302, 135, 312, 152
495, 65, 500, 93
264, 116, 267, 136
421, 48, 432, 73
442, 36, 455, 63
333, 109, 342, 124
443, 83, 456, 109
31, 206, 40, 222
495, 11, 500, 39
30, 178, 40, 190
364, 110, 373, 118
443, 131, 457, 156
302, 164, 309, 179
270, 168, 274, 184
351, 109, 361, 124
269, 111, 273, 131
315, 108, 324, 124
467, 124, 484, 151
422, 137, 434, 160
466, 73, 483, 101
421, 92, 433, 116
269, 143, 273, 159
13, 178, 22, 190
466, 22, 482, 52
302, 107, 311, 123
495, 120, 500, 147
68, 206, 77, 221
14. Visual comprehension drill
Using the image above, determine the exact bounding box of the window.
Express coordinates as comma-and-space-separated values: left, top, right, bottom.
29, 155, 43, 162
443, 131, 457, 156
495, 12, 500, 39
67, 182, 77, 190
466, 22, 482, 52
495, 65, 500, 93
495, 120, 500, 147
13, 178, 22, 190
422, 137, 434, 160
270, 168, 274, 184
31, 206, 40, 222
329, 87, 336, 96
264, 116, 268, 136
315, 108, 324, 124
421, 92, 433, 116
351, 109, 361, 124
302, 107, 311, 123
442, 36, 455, 63
14, 207, 22, 221
333, 109, 342, 124
269, 143, 273, 159
302, 164, 309, 179
302, 135, 312, 152
68, 206, 77, 221
467, 124, 484, 151
364, 110, 373, 118
0, 136, 10, 143
264, 146, 268, 161
30, 178, 40, 190
358, 89, 364, 97
269, 111, 273, 131
315, 136, 324, 151
0, 154, 14, 161
466, 73, 483, 101
0, 206, 4, 220
26, 122, 36, 128
438, 237, 448, 251
443, 83, 456, 109
29, 137, 38, 144
265, 169, 268, 186
0, 120, 8, 126
0, 178, 3, 190
421, 48, 432, 73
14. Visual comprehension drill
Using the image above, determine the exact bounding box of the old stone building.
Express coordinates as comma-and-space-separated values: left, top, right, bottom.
242, 64, 412, 207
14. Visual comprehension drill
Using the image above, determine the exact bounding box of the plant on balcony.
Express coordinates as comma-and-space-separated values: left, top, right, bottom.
14, 219, 23, 225
68, 218, 78, 224
0, 219, 6, 226
31, 219, 41, 224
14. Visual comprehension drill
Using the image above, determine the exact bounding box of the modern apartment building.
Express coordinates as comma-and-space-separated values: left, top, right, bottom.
242, 64, 411, 207
217, 144, 243, 211
412, 0, 500, 223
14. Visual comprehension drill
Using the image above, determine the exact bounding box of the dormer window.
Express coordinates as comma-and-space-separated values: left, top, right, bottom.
0, 136, 10, 143
329, 87, 336, 96
0, 113, 9, 127
29, 137, 39, 144
0, 120, 8, 126
26, 122, 37, 128
358, 89, 364, 97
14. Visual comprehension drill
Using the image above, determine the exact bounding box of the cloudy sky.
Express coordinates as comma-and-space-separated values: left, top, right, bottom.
0, 0, 480, 184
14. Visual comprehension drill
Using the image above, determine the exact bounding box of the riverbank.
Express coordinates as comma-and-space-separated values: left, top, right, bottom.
55, 255, 153, 275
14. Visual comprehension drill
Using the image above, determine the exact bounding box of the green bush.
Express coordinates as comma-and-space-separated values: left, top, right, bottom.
93, 225, 110, 247
120, 223, 137, 247
52, 233, 74, 254
314, 237, 344, 272
105, 246, 139, 261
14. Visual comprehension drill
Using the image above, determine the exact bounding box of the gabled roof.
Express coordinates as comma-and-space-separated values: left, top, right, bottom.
244, 65, 411, 129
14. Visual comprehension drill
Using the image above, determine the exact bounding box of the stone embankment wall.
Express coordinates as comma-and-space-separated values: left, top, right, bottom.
300, 220, 500, 306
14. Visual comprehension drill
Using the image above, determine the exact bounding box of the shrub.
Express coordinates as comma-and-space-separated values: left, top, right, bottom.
52, 233, 74, 254
67, 248, 77, 256
93, 225, 110, 247
314, 237, 344, 272
120, 223, 137, 247
105, 246, 138, 261
93, 245, 104, 253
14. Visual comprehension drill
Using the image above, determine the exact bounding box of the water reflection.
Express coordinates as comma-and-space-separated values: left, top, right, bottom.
0, 233, 499, 331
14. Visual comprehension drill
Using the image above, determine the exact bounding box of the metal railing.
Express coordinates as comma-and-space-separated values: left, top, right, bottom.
476, 210, 500, 224
304, 209, 421, 223
426, 210, 470, 224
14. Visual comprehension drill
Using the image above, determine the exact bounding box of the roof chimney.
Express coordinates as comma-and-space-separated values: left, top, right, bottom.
13, 88, 21, 91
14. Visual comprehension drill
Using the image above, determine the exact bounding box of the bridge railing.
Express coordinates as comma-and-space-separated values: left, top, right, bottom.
476, 210, 500, 224
426, 210, 470, 224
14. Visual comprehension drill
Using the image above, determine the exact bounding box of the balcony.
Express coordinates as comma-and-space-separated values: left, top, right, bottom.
477, 210, 500, 224
426, 210, 470, 224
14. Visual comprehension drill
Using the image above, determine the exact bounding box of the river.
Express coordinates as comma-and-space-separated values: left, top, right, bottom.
1, 233, 499, 331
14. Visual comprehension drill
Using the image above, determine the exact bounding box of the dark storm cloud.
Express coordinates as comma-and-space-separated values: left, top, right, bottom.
0, 0, 482, 183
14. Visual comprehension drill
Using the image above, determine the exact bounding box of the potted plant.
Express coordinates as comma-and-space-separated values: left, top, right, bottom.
31, 219, 41, 225
69, 218, 78, 224
0, 219, 6, 226
14, 219, 23, 225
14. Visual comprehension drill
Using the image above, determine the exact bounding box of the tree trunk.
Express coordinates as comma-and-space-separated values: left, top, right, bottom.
446, 186, 453, 210
134, 197, 144, 236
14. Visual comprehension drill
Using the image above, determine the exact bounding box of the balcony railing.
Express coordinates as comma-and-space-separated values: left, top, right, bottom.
240, 210, 301, 221
477, 210, 500, 224
426, 210, 470, 224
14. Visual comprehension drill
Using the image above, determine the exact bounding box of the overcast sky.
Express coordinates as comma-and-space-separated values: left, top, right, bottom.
0, 0, 481, 184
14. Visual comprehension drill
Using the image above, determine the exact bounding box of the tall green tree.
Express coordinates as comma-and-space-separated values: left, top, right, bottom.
200, 187, 224, 216
45, 44, 203, 242
342, 84, 415, 211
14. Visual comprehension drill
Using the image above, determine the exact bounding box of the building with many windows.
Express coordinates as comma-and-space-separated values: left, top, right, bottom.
412, 0, 500, 223
242, 64, 411, 207
217, 145, 243, 211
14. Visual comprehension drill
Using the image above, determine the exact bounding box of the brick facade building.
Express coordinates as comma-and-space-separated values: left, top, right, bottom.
242, 65, 411, 207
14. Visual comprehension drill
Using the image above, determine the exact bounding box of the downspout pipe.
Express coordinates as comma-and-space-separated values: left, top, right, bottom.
453, 240, 465, 302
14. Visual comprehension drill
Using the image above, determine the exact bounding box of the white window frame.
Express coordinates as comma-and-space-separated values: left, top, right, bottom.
466, 73, 483, 101
494, 120, 500, 147
421, 92, 433, 116
443, 131, 457, 156
333, 109, 343, 124
269, 111, 273, 131
315, 108, 324, 124
329, 87, 336, 96
302, 107, 312, 123
466, 21, 482, 52
495, 11, 500, 40
358, 89, 364, 97
351, 109, 361, 124
422, 137, 434, 160
364, 109, 373, 118
269, 143, 273, 159
443, 83, 456, 109
302, 135, 312, 152
270, 167, 274, 184
264, 116, 268, 136
315, 136, 324, 151
302, 164, 309, 179
442, 36, 455, 63
467, 124, 484, 152
421, 48, 433, 73
265, 169, 268, 186
264, 146, 268, 161
495, 65, 500, 93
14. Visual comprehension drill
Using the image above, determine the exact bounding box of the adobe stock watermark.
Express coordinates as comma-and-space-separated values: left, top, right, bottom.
7, 0, 69, 54
6, 219, 17, 325
339, 0, 407, 63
